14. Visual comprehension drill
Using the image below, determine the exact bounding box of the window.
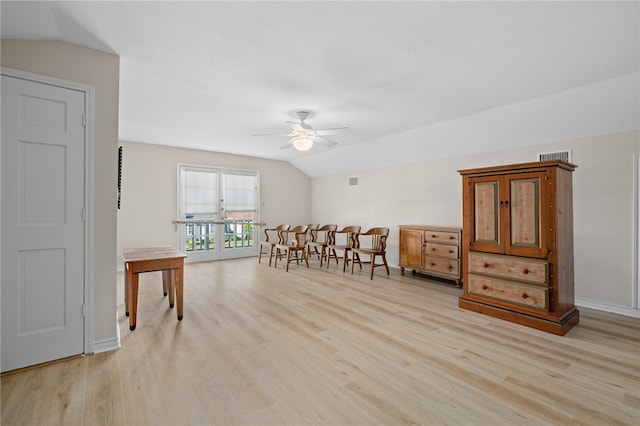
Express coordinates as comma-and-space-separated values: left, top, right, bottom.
178, 164, 259, 262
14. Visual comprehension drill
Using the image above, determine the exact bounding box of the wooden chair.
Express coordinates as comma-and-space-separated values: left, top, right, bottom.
351, 227, 390, 279
307, 224, 338, 267
326, 226, 361, 272
273, 225, 310, 272
306, 223, 320, 243
258, 224, 290, 266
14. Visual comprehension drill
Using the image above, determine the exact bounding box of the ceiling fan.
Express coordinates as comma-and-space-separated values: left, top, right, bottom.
253, 111, 350, 151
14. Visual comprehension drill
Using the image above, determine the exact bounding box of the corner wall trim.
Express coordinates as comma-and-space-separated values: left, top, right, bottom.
92, 319, 121, 354
575, 298, 640, 318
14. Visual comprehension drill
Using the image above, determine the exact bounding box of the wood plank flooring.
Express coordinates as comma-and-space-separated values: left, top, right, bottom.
2, 257, 639, 425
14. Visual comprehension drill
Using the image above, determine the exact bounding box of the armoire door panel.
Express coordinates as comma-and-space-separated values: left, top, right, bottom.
505, 172, 547, 258
469, 177, 502, 254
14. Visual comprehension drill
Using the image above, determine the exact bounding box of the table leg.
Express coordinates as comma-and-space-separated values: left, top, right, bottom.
124, 262, 130, 317
168, 269, 175, 309
162, 270, 170, 297
176, 261, 184, 321
129, 272, 139, 331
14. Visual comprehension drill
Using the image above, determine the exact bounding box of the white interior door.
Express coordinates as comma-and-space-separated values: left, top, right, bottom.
1, 74, 86, 372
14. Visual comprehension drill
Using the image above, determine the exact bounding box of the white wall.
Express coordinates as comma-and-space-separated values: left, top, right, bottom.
117, 141, 311, 268
1, 40, 120, 345
311, 131, 640, 313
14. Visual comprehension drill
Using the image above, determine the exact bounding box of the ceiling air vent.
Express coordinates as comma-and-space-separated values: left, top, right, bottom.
538, 150, 571, 163
348, 176, 359, 188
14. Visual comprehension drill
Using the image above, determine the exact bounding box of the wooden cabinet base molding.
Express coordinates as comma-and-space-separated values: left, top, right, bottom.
458, 297, 580, 336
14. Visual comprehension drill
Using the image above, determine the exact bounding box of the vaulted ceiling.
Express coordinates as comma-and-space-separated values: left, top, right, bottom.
2, 1, 638, 177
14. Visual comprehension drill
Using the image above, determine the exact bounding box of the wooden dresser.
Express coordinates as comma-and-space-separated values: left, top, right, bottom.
398, 225, 462, 286
458, 160, 579, 335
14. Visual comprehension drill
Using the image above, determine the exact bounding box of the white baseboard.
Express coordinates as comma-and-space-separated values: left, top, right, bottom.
576, 298, 640, 318
92, 319, 121, 354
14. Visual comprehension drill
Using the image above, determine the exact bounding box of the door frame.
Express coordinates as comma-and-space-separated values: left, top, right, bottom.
1, 67, 95, 354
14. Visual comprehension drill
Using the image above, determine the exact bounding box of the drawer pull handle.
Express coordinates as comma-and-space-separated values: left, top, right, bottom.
448, 265, 453, 269
449, 250, 454, 253
449, 236, 454, 239
482, 285, 488, 290
431, 263, 435, 266
522, 268, 529, 275
521, 293, 529, 299
482, 262, 490, 268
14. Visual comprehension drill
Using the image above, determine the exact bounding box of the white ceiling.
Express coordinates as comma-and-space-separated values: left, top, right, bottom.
2, 1, 638, 177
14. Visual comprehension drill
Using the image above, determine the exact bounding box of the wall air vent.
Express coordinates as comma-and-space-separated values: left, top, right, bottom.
538, 150, 571, 163
348, 176, 359, 188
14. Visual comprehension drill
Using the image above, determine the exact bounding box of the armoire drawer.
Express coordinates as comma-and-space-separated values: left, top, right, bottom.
424, 256, 459, 277
425, 242, 459, 259
468, 274, 549, 311
468, 252, 548, 284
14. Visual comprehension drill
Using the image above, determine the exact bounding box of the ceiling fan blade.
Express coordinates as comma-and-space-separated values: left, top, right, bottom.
316, 135, 338, 147
280, 141, 293, 149
314, 127, 351, 136
252, 132, 293, 137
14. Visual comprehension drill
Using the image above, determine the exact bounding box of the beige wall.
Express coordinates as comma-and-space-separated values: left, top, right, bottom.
117, 141, 311, 268
311, 131, 640, 311
1, 40, 120, 343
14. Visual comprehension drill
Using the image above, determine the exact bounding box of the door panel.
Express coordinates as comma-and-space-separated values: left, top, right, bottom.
505, 172, 547, 258
399, 229, 424, 269
469, 176, 502, 254
1, 75, 85, 372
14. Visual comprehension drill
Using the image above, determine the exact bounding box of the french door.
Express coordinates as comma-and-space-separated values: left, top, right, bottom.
177, 165, 259, 262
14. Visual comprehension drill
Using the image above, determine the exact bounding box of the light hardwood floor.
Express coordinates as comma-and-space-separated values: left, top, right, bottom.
2, 257, 639, 425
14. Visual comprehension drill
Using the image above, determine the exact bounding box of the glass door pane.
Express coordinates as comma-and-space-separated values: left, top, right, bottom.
220, 171, 259, 259
178, 166, 219, 262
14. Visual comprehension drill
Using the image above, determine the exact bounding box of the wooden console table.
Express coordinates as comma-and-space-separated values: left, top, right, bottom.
121, 246, 187, 331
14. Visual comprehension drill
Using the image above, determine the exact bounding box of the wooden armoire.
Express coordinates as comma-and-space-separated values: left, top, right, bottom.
458, 160, 579, 335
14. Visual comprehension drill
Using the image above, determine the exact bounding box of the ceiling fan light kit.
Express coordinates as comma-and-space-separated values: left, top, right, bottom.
291, 135, 314, 151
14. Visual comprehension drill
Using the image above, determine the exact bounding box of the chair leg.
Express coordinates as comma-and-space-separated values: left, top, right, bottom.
268, 245, 275, 266
351, 251, 356, 274
274, 248, 279, 268
383, 253, 389, 275
370, 254, 375, 280
286, 249, 292, 272
303, 249, 309, 268
258, 246, 263, 263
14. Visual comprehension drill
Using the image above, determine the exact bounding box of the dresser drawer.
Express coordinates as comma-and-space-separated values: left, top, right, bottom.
424, 256, 459, 277
468, 274, 549, 311
425, 242, 459, 259
425, 230, 460, 244
469, 252, 548, 284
